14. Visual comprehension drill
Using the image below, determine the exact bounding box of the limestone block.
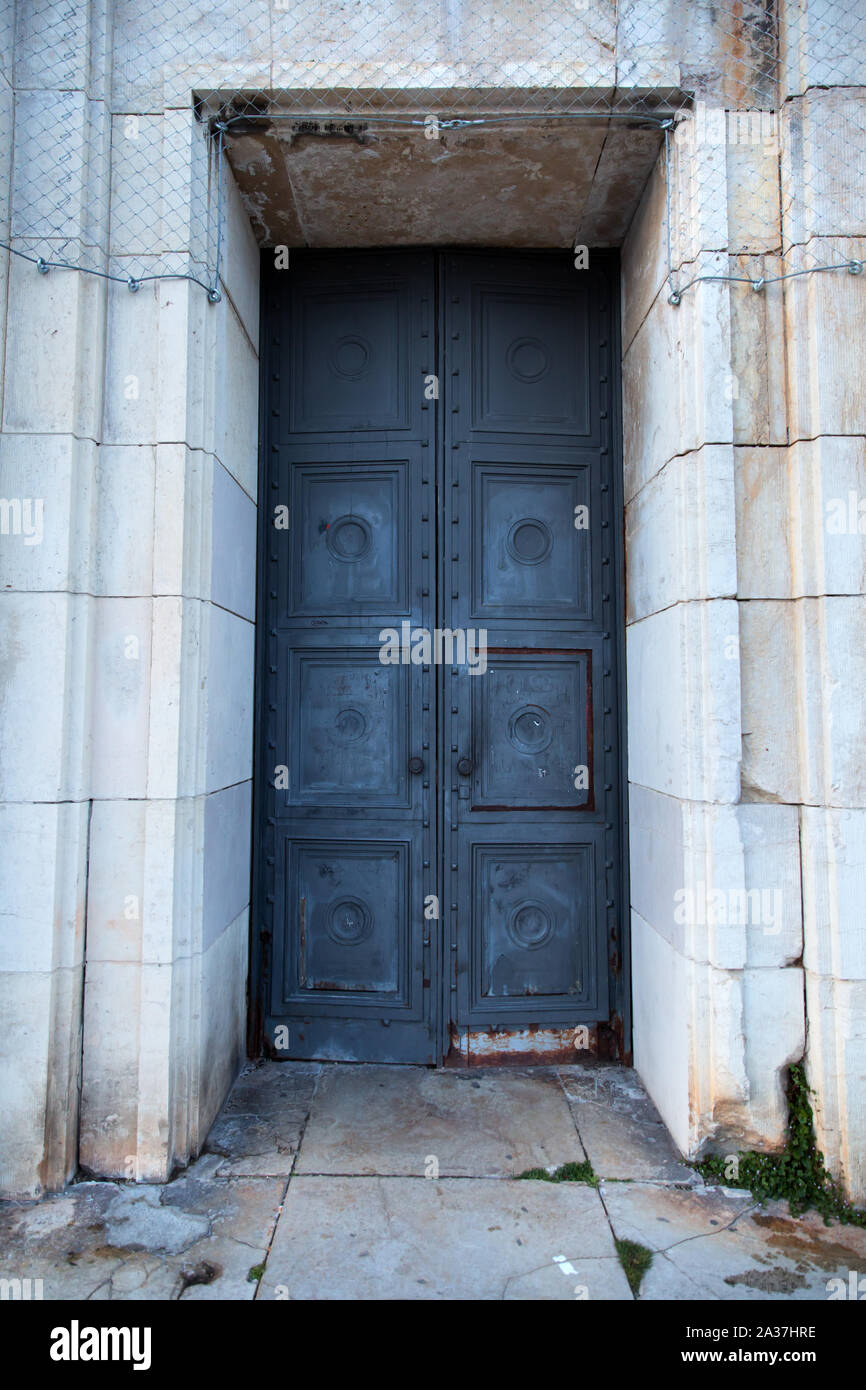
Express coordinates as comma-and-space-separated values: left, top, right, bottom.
621, 151, 668, 356
789, 436, 866, 599
220, 162, 261, 348
801, 806, 866, 981
626, 598, 741, 804
738, 599, 800, 805
145, 596, 186, 799
0, 247, 7, 423
680, 800, 751, 973
631, 908, 692, 1155
204, 602, 255, 794
89, 597, 152, 798
728, 256, 787, 447
781, 90, 866, 245
0, 433, 97, 592
86, 797, 200, 969
0, 4, 13, 81
630, 790, 782, 972
79, 957, 173, 1181
668, 117, 729, 268
152, 444, 209, 602
0, 81, 12, 231
628, 783, 687, 956
735, 446, 793, 598
3, 246, 105, 437
202, 782, 253, 952
211, 459, 256, 621
797, 596, 866, 807
623, 258, 733, 502
626, 444, 736, 624
11, 91, 110, 252
102, 274, 210, 452
213, 298, 258, 498
634, 915, 751, 1156
88, 445, 155, 596
197, 908, 248, 1142
0, 800, 88, 974
738, 803, 803, 969
784, 236, 866, 443
0, 591, 93, 802
782, 3, 866, 103
0, 965, 82, 1197
101, 276, 161, 445
13, 0, 107, 93
742, 965, 806, 1147
726, 128, 782, 256
109, 113, 190, 258
119, 7, 271, 111
268, 0, 617, 94
805, 971, 866, 1203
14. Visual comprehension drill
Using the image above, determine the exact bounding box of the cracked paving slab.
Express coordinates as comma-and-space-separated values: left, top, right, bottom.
0, 1156, 285, 1301
600, 1180, 866, 1300
260, 1175, 632, 1300
557, 1062, 698, 1183
294, 1063, 586, 1177
204, 1060, 321, 1177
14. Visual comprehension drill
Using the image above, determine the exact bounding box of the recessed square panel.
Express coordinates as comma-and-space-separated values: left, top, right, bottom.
473, 285, 590, 435
472, 463, 592, 619
474, 845, 595, 1004
291, 283, 409, 432
285, 649, 408, 807
287, 841, 409, 998
289, 463, 409, 615
473, 653, 591, 809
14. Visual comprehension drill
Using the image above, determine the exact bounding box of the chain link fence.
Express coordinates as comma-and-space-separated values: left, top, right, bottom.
2, 1, 864, 300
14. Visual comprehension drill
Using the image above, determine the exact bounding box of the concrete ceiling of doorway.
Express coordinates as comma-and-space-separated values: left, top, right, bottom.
223, 116, 663, 249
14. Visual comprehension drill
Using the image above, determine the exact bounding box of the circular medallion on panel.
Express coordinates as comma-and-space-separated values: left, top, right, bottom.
505, 517, 553, 566
505, 335, 551, 384
326, 514, 372, 562
329, 707, 369, 747
327, 334, 374, 381
506, 900, 555, 951
327, 898, 373, 946
508, 703, 553, 755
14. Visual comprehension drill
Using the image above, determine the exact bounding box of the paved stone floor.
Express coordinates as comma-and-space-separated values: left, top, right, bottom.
2, 1060, 865, 1300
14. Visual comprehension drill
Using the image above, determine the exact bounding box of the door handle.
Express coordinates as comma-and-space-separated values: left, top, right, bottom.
457, 756, 473, 777
408, 756, 425, 775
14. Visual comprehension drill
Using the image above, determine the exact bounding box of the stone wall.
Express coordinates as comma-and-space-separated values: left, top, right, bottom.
0, 5, 260, 1195
622, 1, 866, 1199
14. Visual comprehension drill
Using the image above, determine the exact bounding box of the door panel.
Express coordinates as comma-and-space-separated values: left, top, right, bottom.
442, 253, 619, 1056
262, 253, 437, 1063
256, 250, 625, 1064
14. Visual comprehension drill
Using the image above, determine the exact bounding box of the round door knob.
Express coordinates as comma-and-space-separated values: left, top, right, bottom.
457, 756, 473, 777
408, 756, 425, 775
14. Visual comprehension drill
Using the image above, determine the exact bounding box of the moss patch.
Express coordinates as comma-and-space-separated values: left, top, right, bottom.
615, 1237, 653, 1295
517, 1160, 598, 1187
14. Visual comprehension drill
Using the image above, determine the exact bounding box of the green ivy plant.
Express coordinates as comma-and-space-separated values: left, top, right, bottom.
694, 1063, 866, 1227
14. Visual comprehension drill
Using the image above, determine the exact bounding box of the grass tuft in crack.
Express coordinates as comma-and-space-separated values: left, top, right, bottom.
247, 1264, 265, 1283
693, 1062, 866, 1228
517, 1160, 597, 1186
615, 1238, 653, 1295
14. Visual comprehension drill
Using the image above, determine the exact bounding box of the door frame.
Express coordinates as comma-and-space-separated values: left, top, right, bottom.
247, 247, 631, 1064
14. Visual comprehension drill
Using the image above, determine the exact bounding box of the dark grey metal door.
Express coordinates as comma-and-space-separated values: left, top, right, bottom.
254, 250, 626, 1064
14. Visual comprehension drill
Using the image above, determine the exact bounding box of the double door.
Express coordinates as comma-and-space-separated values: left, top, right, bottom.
255, 250, 625, 1064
